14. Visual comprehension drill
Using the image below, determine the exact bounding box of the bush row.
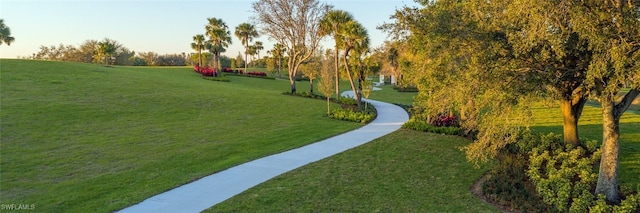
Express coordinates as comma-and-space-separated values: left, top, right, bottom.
284, 91, 376, 124
393, 86, 419, 92
221, 68, 269, 77
284, 91, 358, 106
202, 76, 230, 82
328, 108, 375, 124
402, 119, 462, 135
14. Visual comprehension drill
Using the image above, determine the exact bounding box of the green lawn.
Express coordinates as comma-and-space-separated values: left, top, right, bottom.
0, 59, 360, 212
207, 130, 499, 212
368, 84, 416, 105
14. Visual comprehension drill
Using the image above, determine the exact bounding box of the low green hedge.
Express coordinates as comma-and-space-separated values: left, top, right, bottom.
202, 76, 231, 82
401, 119, 462, 135
329, 108, 375, 124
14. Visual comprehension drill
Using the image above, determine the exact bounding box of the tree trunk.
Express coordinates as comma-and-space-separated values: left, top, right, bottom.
326, 96, 331, 115
560, 96, 586, 145
595, 96, 621, 204
199, 49, 202, 67
278, 58, 282, 78
334, 43, 340, 96
309, 78, 314, 94
289, 76, 297, 94
595, 89, 639, 204
343, 50, 360, 108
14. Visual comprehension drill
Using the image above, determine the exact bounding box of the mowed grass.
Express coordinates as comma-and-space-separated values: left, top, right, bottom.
0, 59, 360, 212
207, 129, 498, 212
531, 101, 640, 189
368, 84, 416, 105
207, 88, 638, 212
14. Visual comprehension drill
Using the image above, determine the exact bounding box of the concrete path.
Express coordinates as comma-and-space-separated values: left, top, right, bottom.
118, 92, 409, 213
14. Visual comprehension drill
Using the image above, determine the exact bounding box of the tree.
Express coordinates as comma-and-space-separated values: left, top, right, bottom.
191, 34, 206, 67
300, 51, 322, 93
568, 0, 640, 203
383, 41, 401, 86
95, 38, 118, 65
252, 0, 330, 93
235, 22, 259, 72
205, 18, 232, 72
339, 20, 369, 107
235, 52, 245, 69
0, 19, 15, 46
318, 49, 336, 115
254, 41, 264, 63
246, 45, 257, 67
320, 10, 354, 96
267, 43, 286, 78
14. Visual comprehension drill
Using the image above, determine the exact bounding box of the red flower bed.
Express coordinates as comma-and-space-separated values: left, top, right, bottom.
246, 71, 267, 77
194, 65, 217, 77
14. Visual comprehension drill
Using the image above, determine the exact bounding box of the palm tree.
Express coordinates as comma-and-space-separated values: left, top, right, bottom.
269, 43, 286, 78
191, 34, 206, 67
246, 45, 257, 67
339, 20, 369, 108
95, 39, 117, 65
254, 41, 264, 65
320, 10, 354, 96
205, 18, 232, 72
235, 23, 259, 73
0, 19, 15, 46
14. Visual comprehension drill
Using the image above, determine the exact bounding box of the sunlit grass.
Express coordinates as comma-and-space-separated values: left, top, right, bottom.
206, 130, 498, 212
0, 59, 360, 212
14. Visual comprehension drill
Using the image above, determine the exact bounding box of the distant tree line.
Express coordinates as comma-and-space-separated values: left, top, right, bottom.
27, 38, 188, 66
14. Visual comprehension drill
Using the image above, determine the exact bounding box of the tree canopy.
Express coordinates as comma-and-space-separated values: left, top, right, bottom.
251, 0, 330, 93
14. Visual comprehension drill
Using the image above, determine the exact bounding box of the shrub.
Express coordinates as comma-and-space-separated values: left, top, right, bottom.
430, 114, 459, 127
485, 132, 640, 213
329, 108, 375, 124
202, 76, 230, 82
393, 86, 418, 92
402, 119, 462, 135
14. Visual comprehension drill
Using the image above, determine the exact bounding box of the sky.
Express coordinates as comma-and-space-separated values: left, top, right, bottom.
0, 0, 419, 59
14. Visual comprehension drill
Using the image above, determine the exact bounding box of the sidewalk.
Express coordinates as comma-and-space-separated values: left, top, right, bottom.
118, 93, 409, 213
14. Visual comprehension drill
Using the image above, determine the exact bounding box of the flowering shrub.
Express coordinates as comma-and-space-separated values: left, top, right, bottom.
246, 71, 267, 77
430, 114, 458, 127
193, 65, 217, 77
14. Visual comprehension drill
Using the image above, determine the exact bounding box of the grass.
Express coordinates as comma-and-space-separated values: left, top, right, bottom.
0, 59, 361, 212
368, 84, 416, 106
207, 130, 498, 212
207, 87, 638, 212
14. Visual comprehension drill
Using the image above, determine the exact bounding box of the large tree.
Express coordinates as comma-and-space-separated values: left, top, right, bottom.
0, 19, 15, 46
251, 0, 330, 93
235, 23, 259, 72
320, 10, 354, 96
569, 0, 640, 203
339, 20, 369, 107
191, 34, 206, 67
386, 0, 640, 204
205, 17, 232, 72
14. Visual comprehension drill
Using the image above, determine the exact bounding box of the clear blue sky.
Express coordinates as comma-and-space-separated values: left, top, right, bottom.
0, 0, 417, 59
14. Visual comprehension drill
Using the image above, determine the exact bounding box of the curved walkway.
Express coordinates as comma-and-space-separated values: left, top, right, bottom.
118, 91, 409, 213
